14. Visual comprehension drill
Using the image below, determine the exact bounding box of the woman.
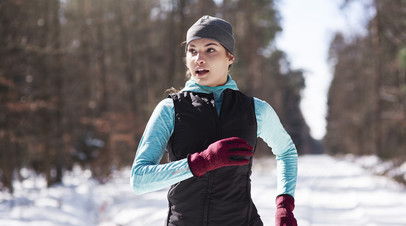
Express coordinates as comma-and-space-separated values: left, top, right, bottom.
131, 15, 298, 226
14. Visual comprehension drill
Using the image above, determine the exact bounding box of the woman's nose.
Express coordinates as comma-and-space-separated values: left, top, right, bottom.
195, 53, 205, 65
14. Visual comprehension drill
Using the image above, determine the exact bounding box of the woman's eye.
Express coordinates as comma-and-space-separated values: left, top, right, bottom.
188, 49, 196, 54
207, 48, 215, 53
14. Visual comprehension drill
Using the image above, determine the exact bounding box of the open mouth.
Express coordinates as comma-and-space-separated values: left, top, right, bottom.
195, 68, 209, 75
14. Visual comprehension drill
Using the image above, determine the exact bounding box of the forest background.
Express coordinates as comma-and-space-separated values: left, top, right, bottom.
1, 0, 405, 193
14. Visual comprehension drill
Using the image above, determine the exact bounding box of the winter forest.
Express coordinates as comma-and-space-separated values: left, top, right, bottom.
1, 0, 406, 222
1, 0, 319, 192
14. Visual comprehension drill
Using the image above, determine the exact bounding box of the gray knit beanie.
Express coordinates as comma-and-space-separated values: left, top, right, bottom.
186, 15, 235, 55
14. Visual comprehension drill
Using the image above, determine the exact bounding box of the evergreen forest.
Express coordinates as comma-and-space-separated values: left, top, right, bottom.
1, 0, 405, 193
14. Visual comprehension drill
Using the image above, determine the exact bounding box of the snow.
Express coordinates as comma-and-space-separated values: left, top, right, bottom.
1, 155, 405, 226
295, 155, 406, 226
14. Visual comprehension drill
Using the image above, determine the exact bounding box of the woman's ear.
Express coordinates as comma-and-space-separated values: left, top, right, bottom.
228, 54, 235, 64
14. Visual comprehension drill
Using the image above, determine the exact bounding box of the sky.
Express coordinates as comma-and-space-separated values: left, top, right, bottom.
276, 0, 370, 139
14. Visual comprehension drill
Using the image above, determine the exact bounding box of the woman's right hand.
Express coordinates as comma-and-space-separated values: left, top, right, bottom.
187, 137, 254, 177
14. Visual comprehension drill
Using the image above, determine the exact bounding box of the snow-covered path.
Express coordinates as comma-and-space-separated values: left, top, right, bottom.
1, 155, 405, 226
293, 155, 406, 226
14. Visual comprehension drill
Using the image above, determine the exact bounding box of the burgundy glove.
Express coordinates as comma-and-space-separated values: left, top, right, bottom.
187, 137, 254, 177
275, 194, 297, 226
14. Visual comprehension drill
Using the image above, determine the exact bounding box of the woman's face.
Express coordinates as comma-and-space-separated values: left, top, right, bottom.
186, 38, 234, 87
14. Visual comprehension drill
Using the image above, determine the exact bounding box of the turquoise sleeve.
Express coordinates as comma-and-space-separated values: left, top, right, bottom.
254, 98, 298, 197
130, 98, 193, 195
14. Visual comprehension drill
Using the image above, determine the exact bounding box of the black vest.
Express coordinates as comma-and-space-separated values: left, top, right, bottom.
166, 89, 263, 226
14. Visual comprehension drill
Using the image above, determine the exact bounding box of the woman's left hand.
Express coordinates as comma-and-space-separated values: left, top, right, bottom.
275, 194, 297, 226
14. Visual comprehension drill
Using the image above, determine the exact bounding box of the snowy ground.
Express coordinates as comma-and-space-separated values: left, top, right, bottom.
1, 154, 406, 226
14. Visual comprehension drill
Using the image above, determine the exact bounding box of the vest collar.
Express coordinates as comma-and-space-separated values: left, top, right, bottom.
181, 74, 239, 96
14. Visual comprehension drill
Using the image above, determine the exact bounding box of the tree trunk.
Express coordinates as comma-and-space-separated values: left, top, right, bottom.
52, 0, 64, 184
371, 0, 382, 157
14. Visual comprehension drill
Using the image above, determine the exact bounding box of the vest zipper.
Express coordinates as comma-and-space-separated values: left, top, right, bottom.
210, 92, 222, 138
203, 93, 222, 226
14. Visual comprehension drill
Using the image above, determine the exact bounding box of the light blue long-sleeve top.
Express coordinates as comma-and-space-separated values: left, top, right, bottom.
131, 75, 298, 197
